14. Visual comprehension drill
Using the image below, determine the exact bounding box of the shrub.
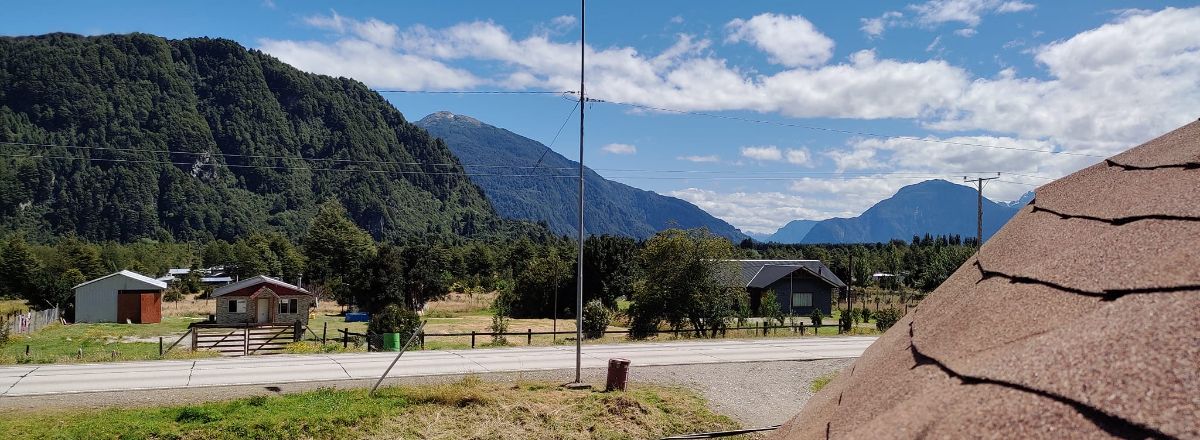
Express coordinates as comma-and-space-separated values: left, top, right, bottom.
368, 304, 420, 336
758, 290, 785, 325
859, 308, 873, 323
809, 309, 824, 327
838, 309, 855, 332
162, 288, 184, 303
874, 307, 903, 332
0, 316, 8, 347
490, 294, 511, 345
582, 299, 610, 339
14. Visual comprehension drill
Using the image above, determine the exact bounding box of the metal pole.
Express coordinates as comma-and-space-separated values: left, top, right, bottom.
370, 321, 426, 396
574, 0, 586, 385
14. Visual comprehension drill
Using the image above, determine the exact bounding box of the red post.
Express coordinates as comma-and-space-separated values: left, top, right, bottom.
605, 358, 631, 392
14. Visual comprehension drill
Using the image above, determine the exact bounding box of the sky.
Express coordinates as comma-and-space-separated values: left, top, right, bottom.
3, 1, 1199, 235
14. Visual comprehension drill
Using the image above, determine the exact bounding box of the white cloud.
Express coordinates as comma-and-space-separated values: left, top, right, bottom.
930, 7, 1200, 153
677, 155, 720, 163
262, 7, 1200, 159
865, 0, 1035, 37
550, 15, 577, 29
725, 13, 834, 67
954, 28, 978, 37
785, 148, 813, 166
669, 15, 685, 24
911, 0, 1035, 27
926, 35, 944, 52
861, 11, 904, 38
601, 143, 637, 155
740, 145, 783, 161
257, 39, 480, 89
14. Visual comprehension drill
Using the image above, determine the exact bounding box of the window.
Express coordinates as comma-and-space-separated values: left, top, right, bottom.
792, 292, 813, 308
228, 299, 246, 313
279, 298, 298, 314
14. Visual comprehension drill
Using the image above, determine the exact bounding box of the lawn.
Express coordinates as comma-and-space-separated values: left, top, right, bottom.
0, 377, 743, 440
0, 317, 214, 364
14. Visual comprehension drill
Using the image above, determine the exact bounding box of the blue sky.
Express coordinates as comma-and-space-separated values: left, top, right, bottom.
3, 1, 1198, 234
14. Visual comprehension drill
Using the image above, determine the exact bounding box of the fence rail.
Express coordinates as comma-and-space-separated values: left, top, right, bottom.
331, 322, 847, 351
4, 307, 60, 335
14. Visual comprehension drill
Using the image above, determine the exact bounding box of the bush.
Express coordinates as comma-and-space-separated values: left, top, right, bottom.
582, 299, 610, 339
758, 290, 785, 325
0, 316, 8, 347
839, 309, 854, 332
859, 308, 873, 323
874, 307, 903, 332
809, 309, 824, 327
368, 304, 420, 336
162, 288, 184, 303
490, 294, 511, 345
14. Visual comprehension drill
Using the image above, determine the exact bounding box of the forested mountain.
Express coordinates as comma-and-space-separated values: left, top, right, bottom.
416, 111, 747, 240
764, 219, 820, 244
799, 180, 1021, 244
0, 33, 499, 243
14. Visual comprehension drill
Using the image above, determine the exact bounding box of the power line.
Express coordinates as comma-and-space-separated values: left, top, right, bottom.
374, 90, 571, 95
535, 99, 581, 167
2, 140, 1050, 178
576, 95, 1105, 159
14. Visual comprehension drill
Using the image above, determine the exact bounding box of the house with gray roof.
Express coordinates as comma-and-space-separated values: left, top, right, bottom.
727, 260, 845, 316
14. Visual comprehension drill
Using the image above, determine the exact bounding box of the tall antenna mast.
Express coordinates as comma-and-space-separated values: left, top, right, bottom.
573, 0, 586, 386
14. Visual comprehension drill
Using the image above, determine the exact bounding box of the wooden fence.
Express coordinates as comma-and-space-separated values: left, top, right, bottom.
329, 322, 845, 351
4, 307, 60, 335
187, 322, 304, 356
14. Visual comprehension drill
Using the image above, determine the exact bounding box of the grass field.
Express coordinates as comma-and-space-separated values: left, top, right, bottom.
0, 317, 215, 364
0, 377, 743, 439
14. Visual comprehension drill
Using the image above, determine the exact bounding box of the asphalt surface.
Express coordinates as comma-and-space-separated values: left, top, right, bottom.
0, 336, 875, 397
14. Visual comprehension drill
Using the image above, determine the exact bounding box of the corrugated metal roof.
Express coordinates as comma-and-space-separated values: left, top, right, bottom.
73, 270, 167, 290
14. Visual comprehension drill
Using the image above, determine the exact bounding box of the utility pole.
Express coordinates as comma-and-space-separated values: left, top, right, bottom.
963, 174, 1000, 246
569, 0, 587, 389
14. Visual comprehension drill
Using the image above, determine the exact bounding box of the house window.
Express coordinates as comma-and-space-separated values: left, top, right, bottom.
792, 293, 813, 308
279, 298, 298, 314
228, 299, 246, 313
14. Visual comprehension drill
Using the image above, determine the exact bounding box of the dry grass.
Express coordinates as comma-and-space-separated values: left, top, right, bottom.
0, 299, 29, 316
424, 291, 496, 317
161, 294, 216, 317
364, 377, 742, 440
0, 377, 743, 440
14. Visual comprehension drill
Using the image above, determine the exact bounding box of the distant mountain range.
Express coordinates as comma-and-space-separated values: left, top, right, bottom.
417, 112, 747, 240
763, 180, 1030, 244
765, 220, 820, 243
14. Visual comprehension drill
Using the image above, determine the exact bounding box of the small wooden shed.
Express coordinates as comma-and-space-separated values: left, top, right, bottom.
73, 270, 168, 324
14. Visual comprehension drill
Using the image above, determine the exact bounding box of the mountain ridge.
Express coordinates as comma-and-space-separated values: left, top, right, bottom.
416, 111, 747, 240
795, 179, 1022, 244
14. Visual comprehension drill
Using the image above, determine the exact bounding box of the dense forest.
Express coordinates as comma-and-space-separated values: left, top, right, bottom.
0, 33, 503, 243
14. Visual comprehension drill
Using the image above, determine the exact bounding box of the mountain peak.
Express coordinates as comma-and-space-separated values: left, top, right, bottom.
419, 111, 483, 127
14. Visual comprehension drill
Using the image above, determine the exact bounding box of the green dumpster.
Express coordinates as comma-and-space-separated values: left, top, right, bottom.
382, 333, 402, 351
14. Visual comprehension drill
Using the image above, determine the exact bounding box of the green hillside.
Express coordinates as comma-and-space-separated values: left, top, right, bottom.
0, 33, 497, 242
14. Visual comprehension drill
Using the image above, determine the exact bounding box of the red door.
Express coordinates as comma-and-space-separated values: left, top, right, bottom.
116, 292, 141, 323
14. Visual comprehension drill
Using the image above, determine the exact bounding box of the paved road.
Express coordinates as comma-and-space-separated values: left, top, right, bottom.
0, 337, 875, 397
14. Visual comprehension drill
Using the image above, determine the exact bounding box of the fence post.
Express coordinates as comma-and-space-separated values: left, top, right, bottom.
25, 344, 29, 357
527, 328, 532, 345
159, 337, 164, 356
293, 321, 302, 343
342, 329, 348, 348
419, 330, 425, 350
191, 328, 198, 351
243, 327, 249, 356
322, 322, 328, 345
762, 321, 767, 336
471, 331, 476, 348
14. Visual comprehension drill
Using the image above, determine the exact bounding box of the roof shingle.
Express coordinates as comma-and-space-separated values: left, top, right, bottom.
772, 120, 1200, 439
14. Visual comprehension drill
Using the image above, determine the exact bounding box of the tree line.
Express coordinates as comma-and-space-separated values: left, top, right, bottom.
1, 197, 979, 339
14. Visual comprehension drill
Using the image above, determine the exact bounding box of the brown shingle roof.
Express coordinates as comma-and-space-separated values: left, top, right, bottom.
772, 121, 1200, 439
